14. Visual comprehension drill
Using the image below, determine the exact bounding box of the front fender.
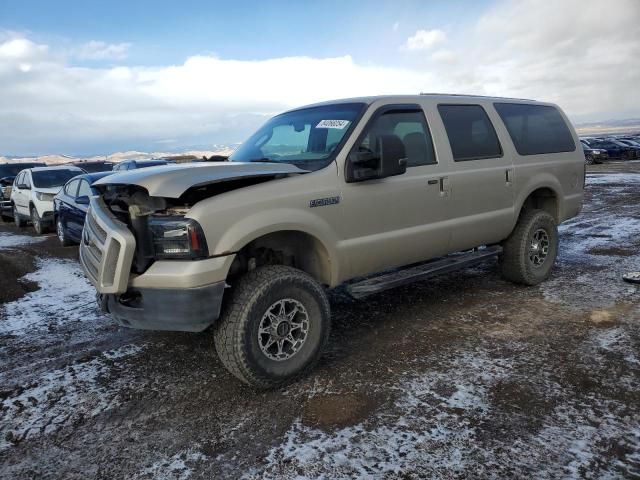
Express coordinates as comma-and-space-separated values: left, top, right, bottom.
212, 207, 343, 284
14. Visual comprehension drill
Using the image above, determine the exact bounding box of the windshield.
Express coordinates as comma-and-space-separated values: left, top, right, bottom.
230, 103, 365, 171
32, 170, 81, 188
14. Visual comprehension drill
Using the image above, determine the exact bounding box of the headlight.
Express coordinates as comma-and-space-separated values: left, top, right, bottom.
148, 216, 208, 259
35, 192, 55, 201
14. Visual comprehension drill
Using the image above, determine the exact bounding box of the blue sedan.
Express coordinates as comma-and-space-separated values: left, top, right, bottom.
53, 172, 113, 246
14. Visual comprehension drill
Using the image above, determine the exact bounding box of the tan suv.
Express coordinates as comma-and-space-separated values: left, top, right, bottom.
80, 95, 584, 387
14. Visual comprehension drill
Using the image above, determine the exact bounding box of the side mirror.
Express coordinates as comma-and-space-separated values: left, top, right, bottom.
17, 183, 30, 190
346, 134, 407, 182
76, 195, 90, 205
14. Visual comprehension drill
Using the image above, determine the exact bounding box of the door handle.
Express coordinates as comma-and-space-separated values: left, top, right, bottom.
439, 176, 450, 197
427, 179, 438, 185
505, 168, 514, 184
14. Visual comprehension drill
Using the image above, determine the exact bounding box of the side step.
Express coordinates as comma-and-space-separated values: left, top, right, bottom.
346, 246, 503, 299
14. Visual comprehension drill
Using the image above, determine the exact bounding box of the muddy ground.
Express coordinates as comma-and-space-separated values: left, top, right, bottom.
0, 162, 639, 479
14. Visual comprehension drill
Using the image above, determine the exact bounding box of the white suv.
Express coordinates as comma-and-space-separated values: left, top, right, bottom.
11, 166, 85, 234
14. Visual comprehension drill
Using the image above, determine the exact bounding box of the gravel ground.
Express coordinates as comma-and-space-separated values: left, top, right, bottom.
0, 163, 639, 479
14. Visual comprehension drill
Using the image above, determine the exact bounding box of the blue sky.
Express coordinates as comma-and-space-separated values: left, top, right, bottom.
0, 0, 638, 156
0, 0, 488, 66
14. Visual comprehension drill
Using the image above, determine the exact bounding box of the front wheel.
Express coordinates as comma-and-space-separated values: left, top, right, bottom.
56, 217, 73, 246
585, 154, 594, 165
214, 265, 331, 388
31, 207, 47, 235
499, 210, 559, 285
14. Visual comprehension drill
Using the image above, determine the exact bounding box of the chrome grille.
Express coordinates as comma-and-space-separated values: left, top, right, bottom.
79, 197, 136, 294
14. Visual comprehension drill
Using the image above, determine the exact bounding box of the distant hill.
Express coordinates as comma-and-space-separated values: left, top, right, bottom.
0, 146, 237, 165
575, 118, 640, 136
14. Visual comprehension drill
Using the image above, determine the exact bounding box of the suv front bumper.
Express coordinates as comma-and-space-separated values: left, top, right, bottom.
100, 281, 226, 332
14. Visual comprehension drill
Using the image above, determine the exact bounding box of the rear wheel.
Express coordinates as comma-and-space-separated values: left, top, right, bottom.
500, 209, 558, 285
214, 265, 331, 388
56, 216, 72, 246
31, 207, 47, 235
14, 205, 26, 228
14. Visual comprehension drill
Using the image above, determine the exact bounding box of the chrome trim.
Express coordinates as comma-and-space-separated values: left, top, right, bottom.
79, 196, 136, 294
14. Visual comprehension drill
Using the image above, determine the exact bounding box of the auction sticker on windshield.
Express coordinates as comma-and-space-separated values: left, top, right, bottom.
316, 120, 350, 129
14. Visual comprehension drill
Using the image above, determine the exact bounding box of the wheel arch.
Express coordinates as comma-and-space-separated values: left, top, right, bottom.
227, 229, 334, 287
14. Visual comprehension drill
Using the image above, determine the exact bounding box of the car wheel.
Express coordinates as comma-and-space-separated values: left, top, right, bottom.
499, 209, 559, 286
56, 216, 73, 246
214, 265, 331, 388
585, 154, 594, 165
14, 205, 26, 228
31, 207, 47, 235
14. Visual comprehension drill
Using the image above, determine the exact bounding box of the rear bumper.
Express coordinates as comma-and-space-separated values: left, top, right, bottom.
100, 281, 226, 332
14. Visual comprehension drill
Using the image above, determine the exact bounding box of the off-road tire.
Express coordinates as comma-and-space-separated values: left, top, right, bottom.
31, 207, 47, 235
14, 205, 26, 228
214, 265, 331, 388
500, 209, 558, 286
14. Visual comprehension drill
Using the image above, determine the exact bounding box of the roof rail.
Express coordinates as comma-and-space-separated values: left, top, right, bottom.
418, 92, 536, 102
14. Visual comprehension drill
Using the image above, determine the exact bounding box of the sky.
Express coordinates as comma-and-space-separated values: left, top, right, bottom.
0, 0, 639, 156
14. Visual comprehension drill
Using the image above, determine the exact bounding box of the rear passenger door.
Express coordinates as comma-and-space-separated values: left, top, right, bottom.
339, 104, 452, 277
436, 104, 515, 251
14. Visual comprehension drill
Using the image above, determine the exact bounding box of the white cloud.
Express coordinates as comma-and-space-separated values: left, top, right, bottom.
75, 41, 131, 60
404, 29, 446, 51
0, 0, 639, 155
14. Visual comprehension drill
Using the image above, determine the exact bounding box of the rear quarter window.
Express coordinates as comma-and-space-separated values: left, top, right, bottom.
494, 103, 576, 156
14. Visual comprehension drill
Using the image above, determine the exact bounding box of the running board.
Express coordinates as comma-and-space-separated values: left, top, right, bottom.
346, 246, 503, 299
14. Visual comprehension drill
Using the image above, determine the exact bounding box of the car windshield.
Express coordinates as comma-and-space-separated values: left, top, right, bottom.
230, 103, 365, 171
32, 170, 81, 188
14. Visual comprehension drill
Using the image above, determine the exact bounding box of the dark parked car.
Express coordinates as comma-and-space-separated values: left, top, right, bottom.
53, 171, 113, 246
586, 139, 636, 160
616, 138, 640, 149
0, 162, 45, 220
71, 161, 114, 172
112, 159, 169, 171
580, 140, 608, 164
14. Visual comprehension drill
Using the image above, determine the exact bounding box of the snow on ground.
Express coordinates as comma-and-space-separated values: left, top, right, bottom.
0, 256, 148, 451
133, 448, 208, 480
0, 344, 143, 451
0, 257, 99, 335
586, 173, 640, 185
0, 232, 46, 250
247, 338, 640, 479
542, 174, 640, 308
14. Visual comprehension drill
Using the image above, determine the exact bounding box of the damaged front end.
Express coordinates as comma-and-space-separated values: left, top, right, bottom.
78, 162, 307, 332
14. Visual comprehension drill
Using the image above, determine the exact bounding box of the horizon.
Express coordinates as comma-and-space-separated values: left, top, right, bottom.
1, 0, 639, 156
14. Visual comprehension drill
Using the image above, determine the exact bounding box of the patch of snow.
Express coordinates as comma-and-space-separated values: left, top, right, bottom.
0, 232, 46, 250
0, 344, 144, 451
133, 449, 208, 480
586, 173, 640, 185
0, 257, 98, 335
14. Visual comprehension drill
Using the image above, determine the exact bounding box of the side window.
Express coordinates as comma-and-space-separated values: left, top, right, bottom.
355, 108, 436, 167
438, 104, 502, 161
77, 180, 91, 198
24, 172, 32, 188
15, 172, 23, 186
493, 103, 575, 155
64, 179, 80, 196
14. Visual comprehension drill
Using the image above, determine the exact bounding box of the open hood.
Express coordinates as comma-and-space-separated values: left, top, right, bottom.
93, 162, 308, 198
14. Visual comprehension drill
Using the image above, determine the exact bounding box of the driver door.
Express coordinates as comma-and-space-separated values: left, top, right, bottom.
337, 104, 451, 279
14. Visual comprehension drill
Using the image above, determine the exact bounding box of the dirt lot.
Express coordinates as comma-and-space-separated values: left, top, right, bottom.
1, 162, 639, 479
